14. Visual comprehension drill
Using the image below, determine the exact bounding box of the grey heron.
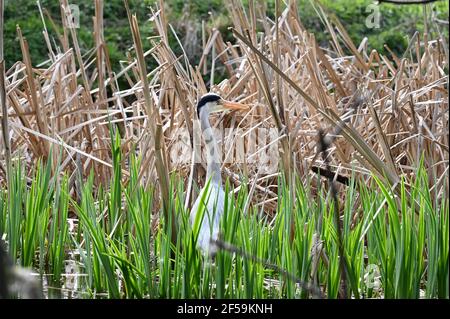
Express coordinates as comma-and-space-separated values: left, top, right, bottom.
190, 93, 249, 256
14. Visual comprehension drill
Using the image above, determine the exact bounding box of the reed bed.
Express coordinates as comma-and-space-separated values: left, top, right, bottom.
0, 1, 447, 206
0, 0, 448, 299
0, 143, 448, 298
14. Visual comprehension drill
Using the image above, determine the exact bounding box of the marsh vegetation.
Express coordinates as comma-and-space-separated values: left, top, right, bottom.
0, 0, 448, 299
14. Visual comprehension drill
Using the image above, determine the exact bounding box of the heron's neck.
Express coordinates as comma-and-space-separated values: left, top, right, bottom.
199, 108, 222, 185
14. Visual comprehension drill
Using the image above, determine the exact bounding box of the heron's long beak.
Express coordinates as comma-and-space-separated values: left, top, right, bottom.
221, 100, 249, 111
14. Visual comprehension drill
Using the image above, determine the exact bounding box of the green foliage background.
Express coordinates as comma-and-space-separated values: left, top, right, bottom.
3, 0, 449, 71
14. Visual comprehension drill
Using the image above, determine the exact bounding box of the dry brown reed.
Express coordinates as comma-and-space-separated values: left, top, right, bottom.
0, 0, 447, 215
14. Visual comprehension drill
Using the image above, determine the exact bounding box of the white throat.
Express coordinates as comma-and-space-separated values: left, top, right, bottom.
199, 107, 222, 185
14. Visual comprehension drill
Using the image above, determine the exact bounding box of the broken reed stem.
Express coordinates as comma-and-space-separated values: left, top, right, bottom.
124, 0, 174, 243
273, 0, 295, 241
0, 61, 8, 178
274, 0, 285, 127
0, 0, 11, 181
17, 27, 51, 158
60, 0, 95, 170
94, 0, 110, 186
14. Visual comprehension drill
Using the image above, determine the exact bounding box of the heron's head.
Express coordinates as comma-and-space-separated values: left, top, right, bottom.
196, 93, 249, 117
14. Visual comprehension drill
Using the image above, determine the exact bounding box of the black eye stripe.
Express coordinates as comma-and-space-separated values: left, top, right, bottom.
197, 94, 221, 115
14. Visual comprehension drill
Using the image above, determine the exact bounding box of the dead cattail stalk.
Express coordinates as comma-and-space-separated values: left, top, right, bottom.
124, 0, 174, 243
0, 0, 11, 181
17, 26, 50, 157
